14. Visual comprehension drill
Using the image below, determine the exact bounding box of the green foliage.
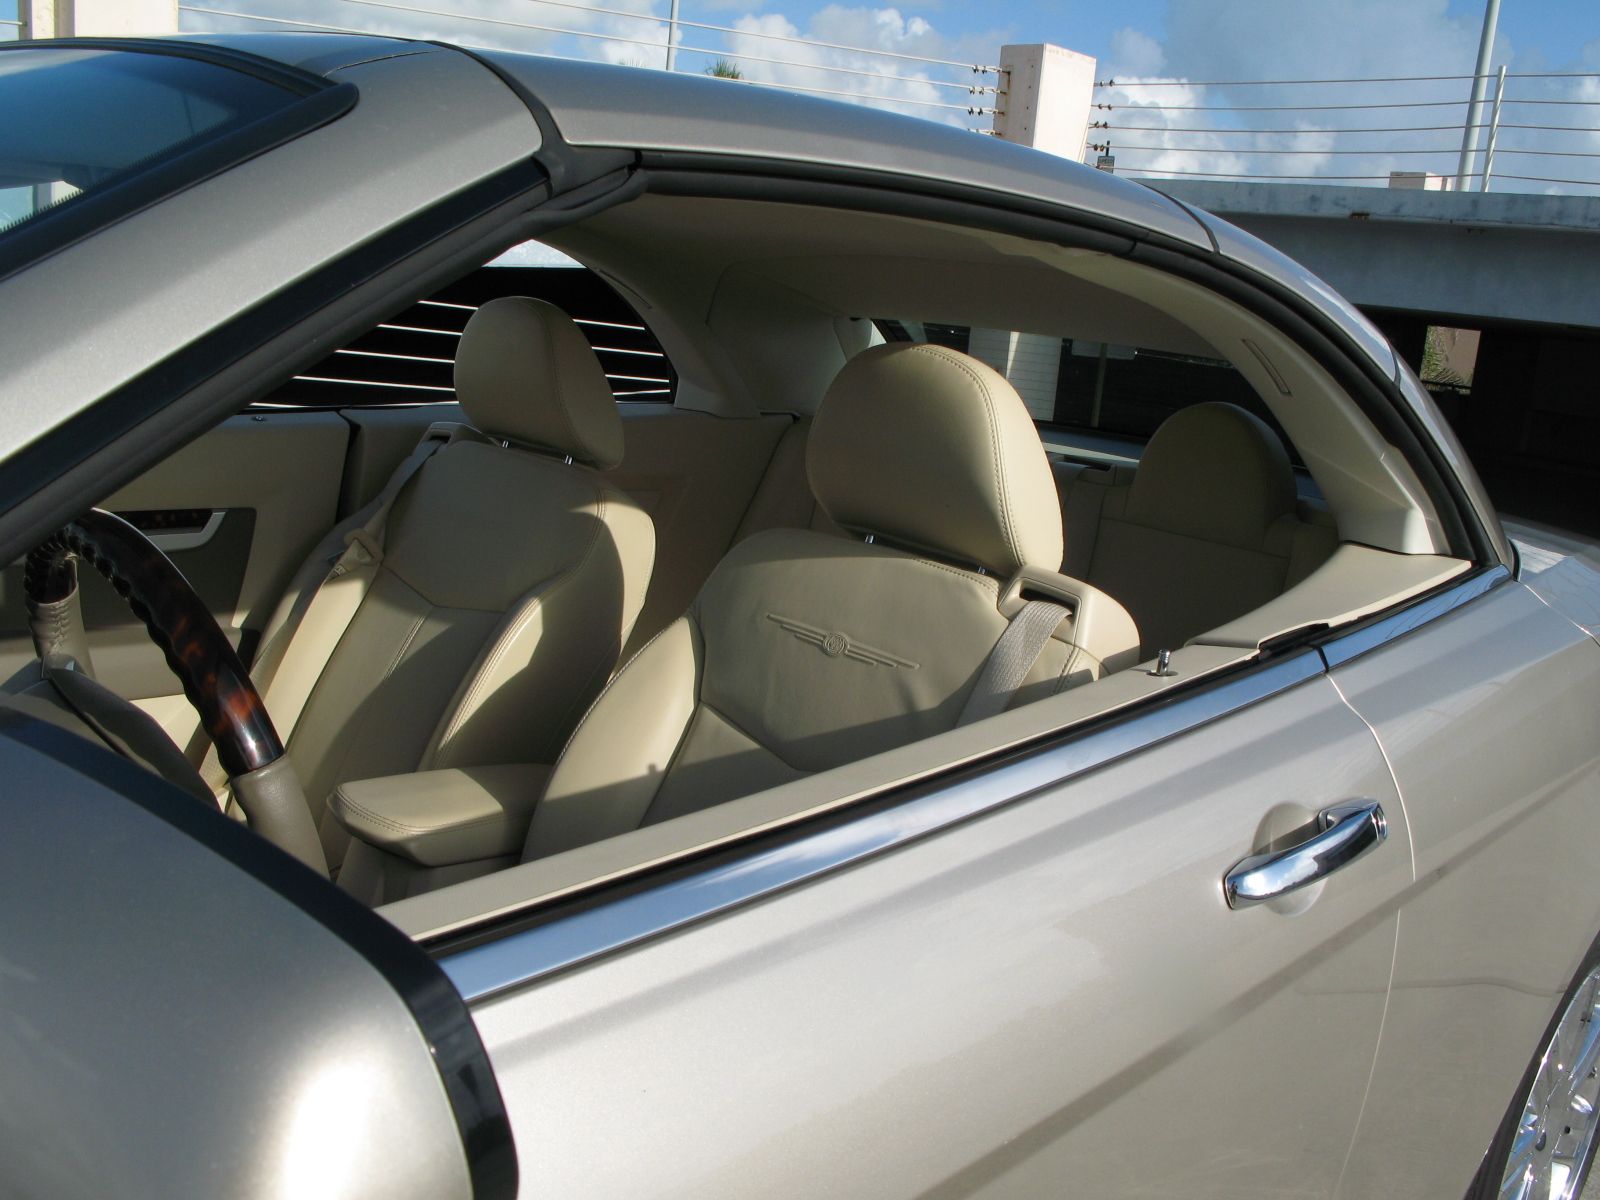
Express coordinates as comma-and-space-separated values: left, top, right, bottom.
705, 59, 744, 79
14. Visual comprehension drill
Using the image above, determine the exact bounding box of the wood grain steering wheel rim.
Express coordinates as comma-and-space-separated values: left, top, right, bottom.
24, 508, 283, 779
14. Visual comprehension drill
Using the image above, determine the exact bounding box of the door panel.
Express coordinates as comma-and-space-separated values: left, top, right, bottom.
469, 672, 1408, 1198
1329, 579, 1600, 1198
0, 411, 348, 736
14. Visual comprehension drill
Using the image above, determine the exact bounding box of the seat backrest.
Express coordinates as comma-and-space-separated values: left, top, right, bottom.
521, 343, 1137, 863
1055, 402, 1337, 654
268, 297, 654, 864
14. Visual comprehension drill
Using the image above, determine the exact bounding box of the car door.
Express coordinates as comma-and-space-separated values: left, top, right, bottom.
1326, 567, 1600, 1198
438, 649, 1410, 1198
0, 705, 516, 1199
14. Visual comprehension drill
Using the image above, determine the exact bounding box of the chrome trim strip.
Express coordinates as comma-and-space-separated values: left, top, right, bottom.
1319, 565, 1510, 670
440, 651, 1324, 1004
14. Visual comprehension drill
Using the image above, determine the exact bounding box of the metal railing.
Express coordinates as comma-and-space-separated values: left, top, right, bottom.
1090, 71, 1600, 193
176, 1, 1000, 127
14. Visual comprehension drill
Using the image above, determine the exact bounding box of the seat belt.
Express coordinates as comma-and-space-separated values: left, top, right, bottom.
255, 428, 451, 749
957, 599, 1069, 727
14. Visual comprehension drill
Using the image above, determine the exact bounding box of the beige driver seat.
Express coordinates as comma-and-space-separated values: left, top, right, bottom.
251, 297, 654, 865
517, 342, 1139, 863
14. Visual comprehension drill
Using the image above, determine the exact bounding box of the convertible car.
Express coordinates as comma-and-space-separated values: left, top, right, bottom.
2, 32, 1598, 1200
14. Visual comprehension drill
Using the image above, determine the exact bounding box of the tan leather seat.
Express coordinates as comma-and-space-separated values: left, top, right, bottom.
256, 297, 654, 864
518, 343, 1138, 862
1055, 402, 1337, 654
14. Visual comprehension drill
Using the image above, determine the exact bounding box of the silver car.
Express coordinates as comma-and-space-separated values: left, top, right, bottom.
1, 32, 1597, 1200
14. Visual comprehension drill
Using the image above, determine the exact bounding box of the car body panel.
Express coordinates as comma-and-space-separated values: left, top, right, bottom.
174, 31, 430, 75
468, 672, 1409, 1197
477, 51, 1213, 251
0, 44, 537, 465
1, 35, 1597, 1199
0, 714, 476, 1199
1157, 189, 1401, 380
1507, 521, 1600, 642
1328, 579, 1600, 1196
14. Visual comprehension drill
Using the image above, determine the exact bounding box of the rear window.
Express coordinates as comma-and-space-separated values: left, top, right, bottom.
875, 320, 1300, 462
0, 46, 306, 237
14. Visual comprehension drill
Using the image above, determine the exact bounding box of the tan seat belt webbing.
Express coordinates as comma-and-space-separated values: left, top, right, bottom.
257, 430, 449, 748
957, 599, 1068, 727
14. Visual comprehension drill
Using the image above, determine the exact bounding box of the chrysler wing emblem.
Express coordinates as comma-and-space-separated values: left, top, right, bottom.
766, 614, 919, 669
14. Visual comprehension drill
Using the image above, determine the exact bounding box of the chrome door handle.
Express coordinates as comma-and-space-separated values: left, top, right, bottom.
1224, 801, 1387, 910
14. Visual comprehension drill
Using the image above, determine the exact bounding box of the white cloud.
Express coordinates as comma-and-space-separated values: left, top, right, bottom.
1094, 0, 1600, 194
185, 1, 1003, 127
1108, 28, 1163, 79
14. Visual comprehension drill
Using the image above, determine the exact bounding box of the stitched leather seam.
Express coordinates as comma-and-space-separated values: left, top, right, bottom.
336, 792, 508, 839
904, 552, 1001, 595
432, 475, 612, 766
919, 344, 1022, 571
698, 698, 808, 774
534, 299, 588, 462
546, 590, 684, 771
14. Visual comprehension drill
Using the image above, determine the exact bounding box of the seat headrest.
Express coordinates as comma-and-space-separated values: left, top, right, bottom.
808, 343, 1063, 576
454, 296, 624, 470
1125, 402, 1296, 547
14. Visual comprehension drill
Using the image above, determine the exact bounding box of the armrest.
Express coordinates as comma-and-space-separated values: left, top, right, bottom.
330, 763, 551, 867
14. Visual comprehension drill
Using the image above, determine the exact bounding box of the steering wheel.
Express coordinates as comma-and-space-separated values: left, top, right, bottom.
23, 509, 325, 871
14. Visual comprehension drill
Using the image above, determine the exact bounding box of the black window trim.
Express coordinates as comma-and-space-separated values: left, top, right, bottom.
0, 38, 357, 285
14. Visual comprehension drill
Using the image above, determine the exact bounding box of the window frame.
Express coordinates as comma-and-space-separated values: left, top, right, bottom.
0, 38, 355, 285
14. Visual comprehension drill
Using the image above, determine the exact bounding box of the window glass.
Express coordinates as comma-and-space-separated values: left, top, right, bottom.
259, 255, 676, 409
875, 320, 1296, 457
0, 0, 19, 42
0, 46, 300, 237
1420, 325, 1479, 394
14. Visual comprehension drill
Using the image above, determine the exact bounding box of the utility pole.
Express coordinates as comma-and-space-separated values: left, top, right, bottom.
664, 0, 680, 72
1455, 0, 1501, 190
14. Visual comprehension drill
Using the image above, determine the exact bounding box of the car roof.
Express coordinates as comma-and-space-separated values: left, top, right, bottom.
172, 34, 1398, 379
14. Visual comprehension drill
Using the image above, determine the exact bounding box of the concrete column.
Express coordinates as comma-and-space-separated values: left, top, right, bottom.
23, 0, 179, 38
992, 43, 1097, 163
978, 43, 1099, 422
967, 327, 1065, 422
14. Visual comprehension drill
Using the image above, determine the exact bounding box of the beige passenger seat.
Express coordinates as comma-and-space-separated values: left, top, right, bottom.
328, 343, 1141, 901
514, 343, 1141, 861
249, 297, 654, 866
1053, 402, 1337, 654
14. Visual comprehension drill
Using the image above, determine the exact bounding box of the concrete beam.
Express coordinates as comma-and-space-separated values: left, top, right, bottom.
22, 0, 178, 38
1154, 180, 1600, 331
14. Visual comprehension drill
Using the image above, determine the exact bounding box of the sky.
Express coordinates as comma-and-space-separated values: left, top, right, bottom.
185, 0, 1600, 192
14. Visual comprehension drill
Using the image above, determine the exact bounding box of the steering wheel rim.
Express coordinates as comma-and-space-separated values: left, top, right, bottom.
24, 508, 283, 779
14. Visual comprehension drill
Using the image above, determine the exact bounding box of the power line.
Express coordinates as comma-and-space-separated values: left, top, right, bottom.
1105, 122, 1472, 134
505, 0, 994, 72
1103, 98, 1600, 113
1107, 143, 1600, 160
1497, 172, 1600, 186
1103, 120, 1599, 135
1099, 70, 1599, 87
333, 0, 981, 89
180, 4, 980, 115
718, 73, 988, 113
1107, 144, 1468, 156
664, 42, 983, 92
1119, 166, 1486, 180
